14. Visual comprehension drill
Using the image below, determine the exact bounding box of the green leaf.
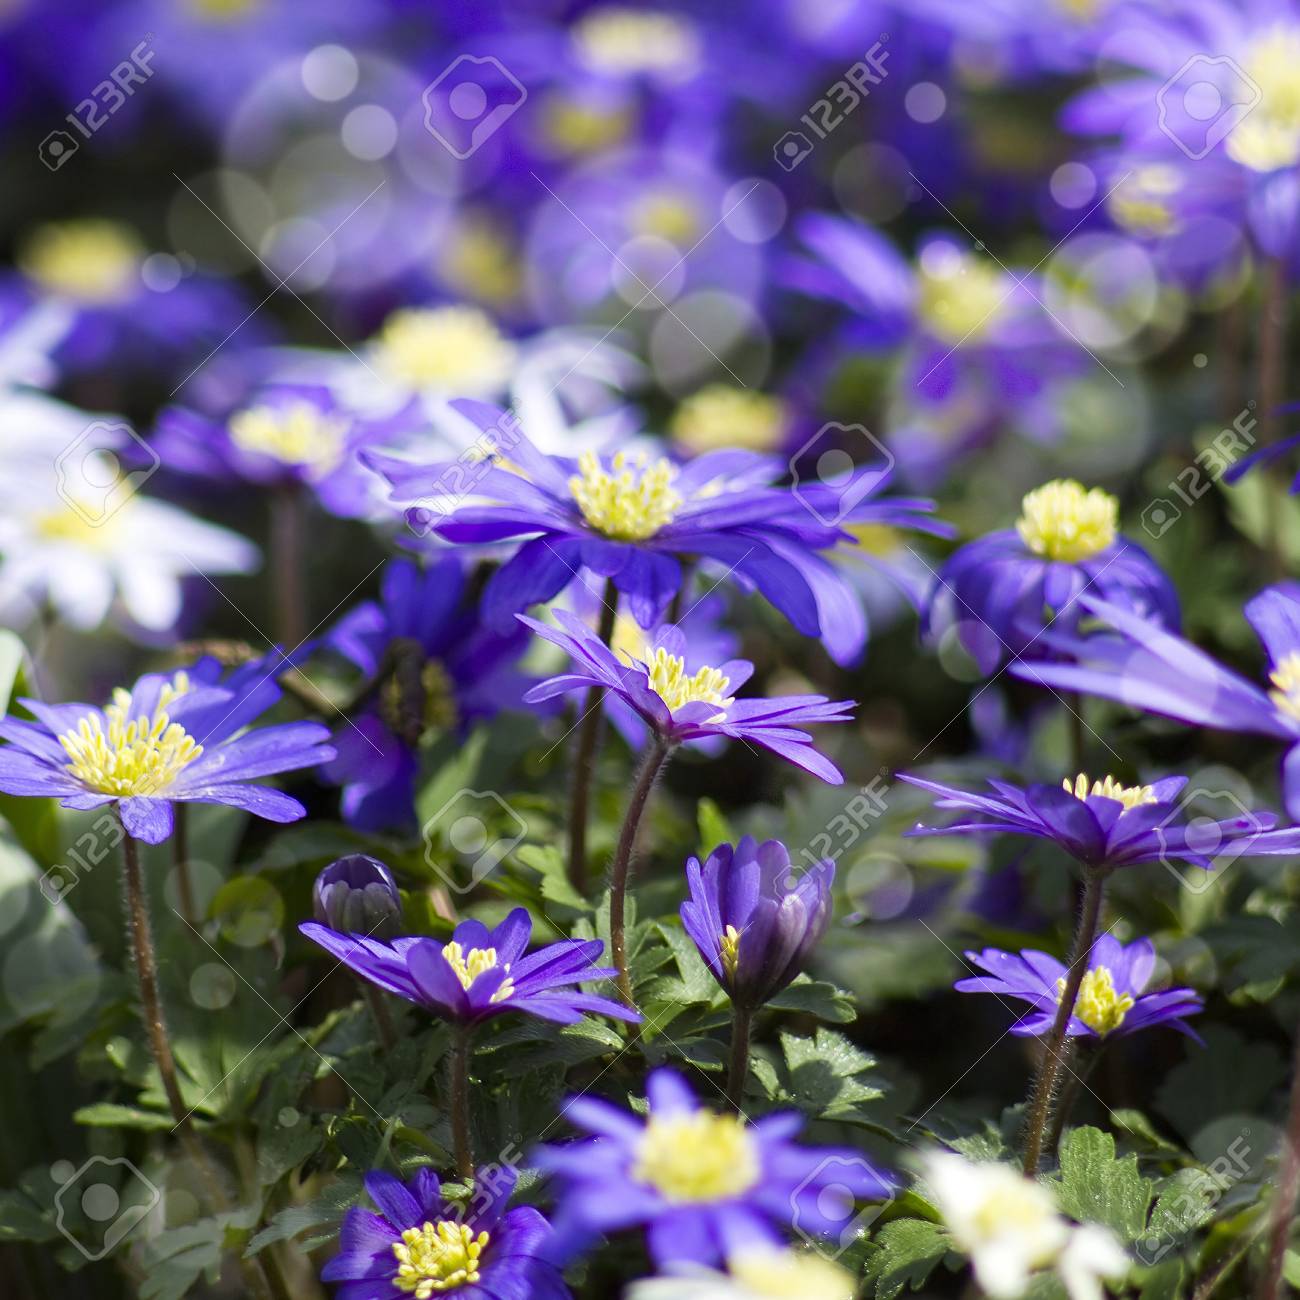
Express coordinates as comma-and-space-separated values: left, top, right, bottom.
1052, 1126, 1154, 1242
697, 798, 735, 856
246, 1175, 364, 1255
863, 1218, 953, 1300
73, 1102, 174, 1131
1153, 1027, 1284, 1143
766, 972, 856, 1023
515, 843, 589, 911
1109, 1109, 1182, 1157
767, 1027, 885, 1125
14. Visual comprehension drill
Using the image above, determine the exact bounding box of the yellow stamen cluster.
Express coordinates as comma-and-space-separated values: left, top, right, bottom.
573, 8, 700, 75
570, 450, 684, 540
541, 98, 632, 155
671, 385, 788, 454
917, 253, 1007, 344
441, 942, 515, 1004
632, 192, 700, 245
1016, 480, 1119, 563
633, 1110, 760, 1203
437, 221, 523, 307
640, 647, 732, 717
19, 220, 143, 304
391, 1220, 487, 1296
728, 1249, 858, 1300
189, 0, 258, 16
719, 924, 742, 982
59, 675, 202, 798
1062, 772, 1157, 811
1107, 166, 1183, 237
1226, 26, 1300, 172
1268, 652, 1300, 722
372, 307, 516, 393
1059, 965, 1135, 1036
228, 401, 347, 476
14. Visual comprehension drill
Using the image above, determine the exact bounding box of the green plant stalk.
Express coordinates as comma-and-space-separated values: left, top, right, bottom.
566, 579, 618, 893
1021, 866, 1107, 1175
609, 737, 672, 1011
725, 1003, 753, 1112
1256, 1013, 1300, 1300
450, 1026, 475, 1179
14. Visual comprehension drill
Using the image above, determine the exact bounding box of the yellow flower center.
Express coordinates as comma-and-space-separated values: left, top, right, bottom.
1226, 26, 1300, 172
573, 8, 700, 75
1269, 652, 1300, 722
19, 220, 143, 304
1016, 480, 1118, 562
372, 307, 516, 393
228, 402, 347, 476
34, 502, 126, 547
1107, 166, 1183, 237
437, 220, 523, 307
917, 252, 1008, 344
638, 647, 732, 717
1059, 965, 1134, 1036
540, 97, 633, 155
188, 0, 258, 16
391, 1220, 487, 1296
671, 385, 788, 454
633, 1110, 760, 1203
441, 942, 515, 1003
631, 192, 701, 246
719, 924, 742, 982
570, 450, 684, 540
1062, 772, 1156, 810
59, 675, 203, 798
728, 1249, 857, 1300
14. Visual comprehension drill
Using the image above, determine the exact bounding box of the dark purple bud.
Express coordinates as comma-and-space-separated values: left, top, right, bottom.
680, 837, 835, 1009
312, 854, 402, 940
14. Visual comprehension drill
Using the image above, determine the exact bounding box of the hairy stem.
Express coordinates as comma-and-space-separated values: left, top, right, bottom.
567, 579, 618, 893
1258, 256, 1289, 579
1021, 867, 1106, 1175
362, 982, 396, 1052
173, 803, 197, 927
450, 1027, 475, 1180
725, 1003, 753, 1112
610, 738, 672, 1011
272, 485, 308, 648
1256, 1013, 1300, 1300
1046, 1038, 1103, 1157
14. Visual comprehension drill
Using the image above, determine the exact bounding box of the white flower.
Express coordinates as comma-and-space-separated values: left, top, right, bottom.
1057, 1224, 1129, 1300
0, 435, 257, 636
921, 1152, 1127, 1300
0, 299, 73, 389
624, 1249, 856, 1300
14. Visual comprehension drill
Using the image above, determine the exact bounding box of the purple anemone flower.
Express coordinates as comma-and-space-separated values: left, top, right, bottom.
519, 611, 854, 784
537, 1067, 893, 1267
0, 665, 335, 844
899, 770, 1300, 872
957, 935, 1204, 1043
321, 557, 533, 831
923, 479, 1179, 673
321, 1166, 570, 1300
1010, 583, 1300, 821
313, 855, 403, 942
365, 397, 950, 667
299, 907, 640, 1029
680, 838, 834, 1009
152, 383, 404, 520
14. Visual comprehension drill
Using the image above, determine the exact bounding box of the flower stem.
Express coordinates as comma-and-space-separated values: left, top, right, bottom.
1256, 1013, 1300, 1300
567, 579, 618, 894
173, 803, 197, 928
1046, 1038, 1103, 1157
1257, 255, 1289, 579
362, 982, 396, 1051
450, 1026, 475, 1180
272, 484, 308, 648
725, 1003, 753, 1112
1021, 866, 1106, 1175
610, 737, 671, 1011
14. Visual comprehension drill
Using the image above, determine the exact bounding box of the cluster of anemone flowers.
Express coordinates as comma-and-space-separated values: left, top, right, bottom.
5, 2, 1300, 1300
